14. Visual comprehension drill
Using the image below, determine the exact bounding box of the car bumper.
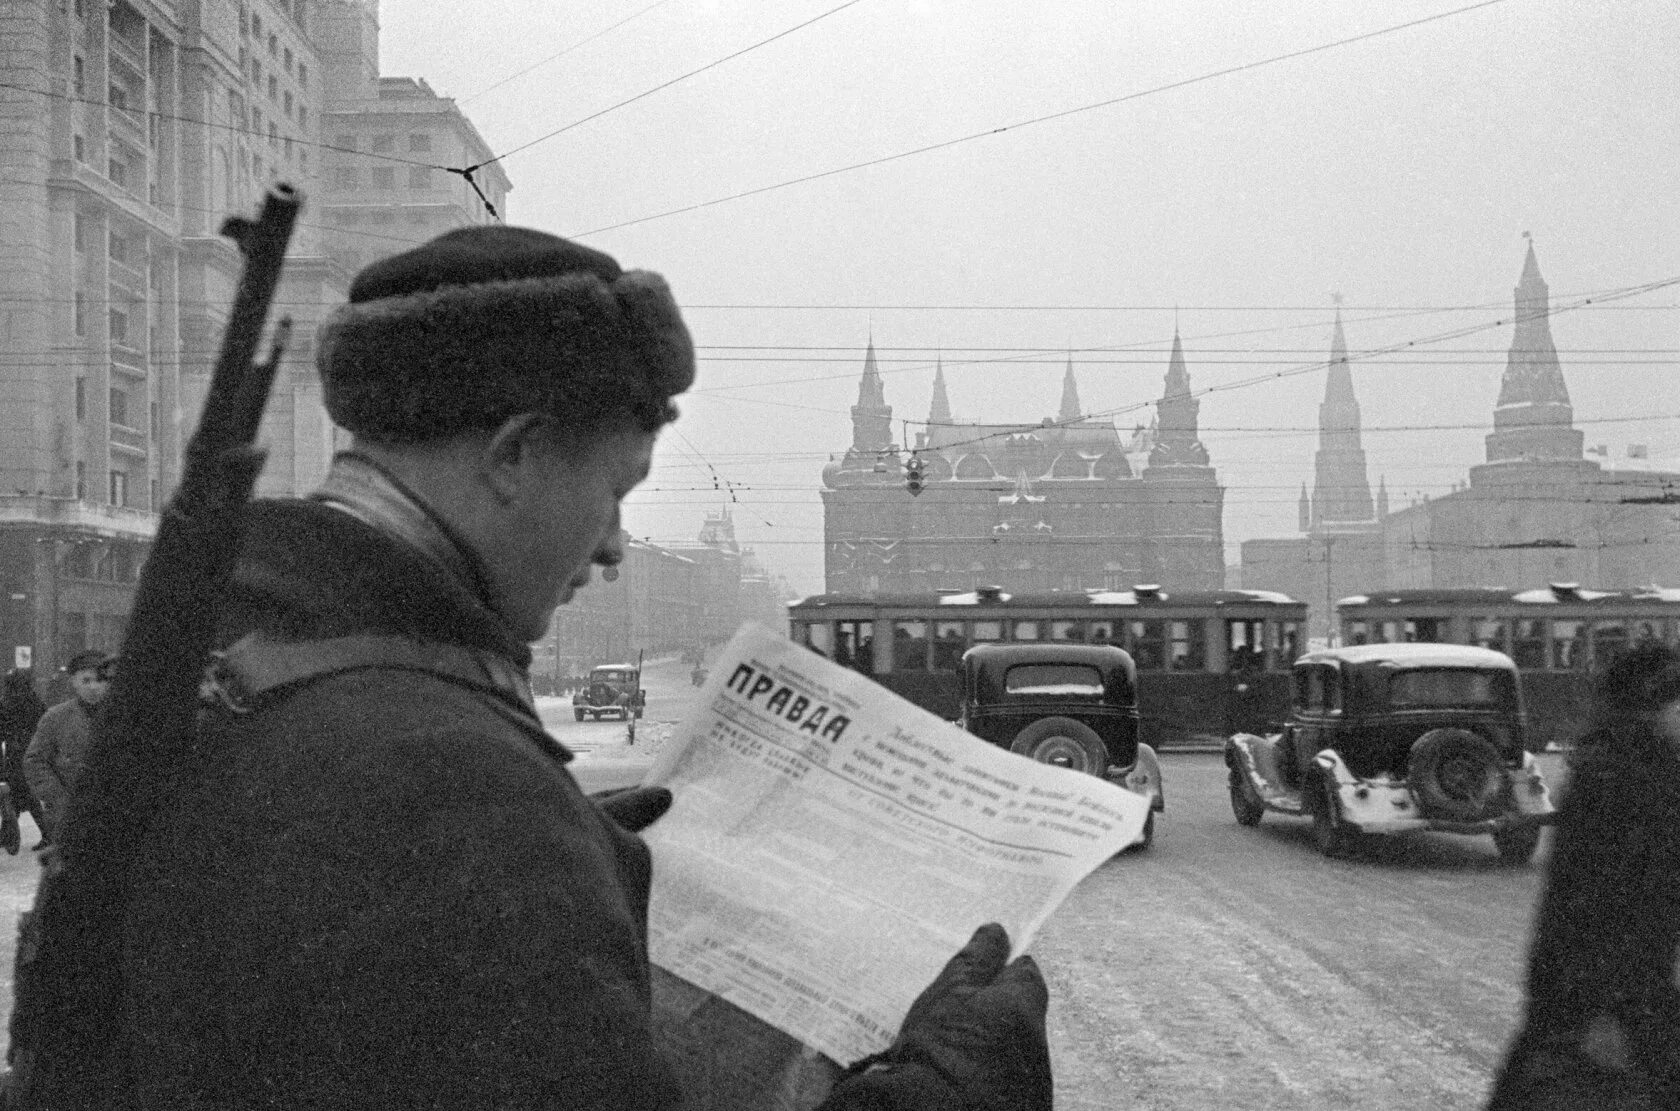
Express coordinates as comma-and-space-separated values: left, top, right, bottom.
1106, 743, 1165, 813
1321, 752, 1555, 835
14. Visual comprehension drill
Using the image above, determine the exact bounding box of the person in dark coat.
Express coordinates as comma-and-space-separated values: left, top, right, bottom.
1487, 642, 1680, 1110
117, 226, 1051, 1111
22, 649, 111, 846
0, 668, 47, 849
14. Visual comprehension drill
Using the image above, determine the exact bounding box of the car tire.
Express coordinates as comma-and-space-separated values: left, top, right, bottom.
1009, 717, 1107, 775
574, 709, 585, 722
1228, 767, 1265, 827
1493, 824, 1541, 866
1310, 776, 1356, 859
1408, 728, 1503, 821
1127, 811, 1155, 852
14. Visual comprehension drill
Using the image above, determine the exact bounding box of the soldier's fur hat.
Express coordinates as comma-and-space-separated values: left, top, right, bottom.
317, 226, 694, 443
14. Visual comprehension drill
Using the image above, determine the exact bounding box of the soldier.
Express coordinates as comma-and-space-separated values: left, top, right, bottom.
1487, 641, 1680, 1109
117, 227, 1050, 1110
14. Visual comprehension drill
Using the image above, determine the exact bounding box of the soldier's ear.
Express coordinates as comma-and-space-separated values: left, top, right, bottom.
480, 414, 548, 504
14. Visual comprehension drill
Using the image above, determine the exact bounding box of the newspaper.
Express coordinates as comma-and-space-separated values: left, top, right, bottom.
641, 622, 1149, 1091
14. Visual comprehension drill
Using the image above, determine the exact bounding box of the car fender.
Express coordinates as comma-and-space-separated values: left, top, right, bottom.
1227, 732, 1304, 814
1505, 751, 1555, 818
1118, 742, 1165, 812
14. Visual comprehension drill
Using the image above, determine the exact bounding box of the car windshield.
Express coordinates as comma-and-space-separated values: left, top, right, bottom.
594, 670, 633, 682
1004, 663, 1103, 696
1387, 668, 1509, 708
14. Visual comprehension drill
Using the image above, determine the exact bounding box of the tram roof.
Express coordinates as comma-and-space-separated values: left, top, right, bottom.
789, 588, 1304, 610
1336, 584, 1680, 609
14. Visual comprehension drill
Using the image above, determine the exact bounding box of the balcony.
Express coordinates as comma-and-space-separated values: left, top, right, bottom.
108, 257, 146, 293
109, 423, 149, 459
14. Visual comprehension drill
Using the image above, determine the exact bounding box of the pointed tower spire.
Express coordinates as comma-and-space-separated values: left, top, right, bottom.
1057, 351, 1082, 423
1485, 237, 1584, 463
1309, 298, 1375, 529
1376, 476, 1389, 519
928, 354, 952, 426
847, 337, 893, 456
1147, 326, 1210, 470
1298, 483, 1311, 532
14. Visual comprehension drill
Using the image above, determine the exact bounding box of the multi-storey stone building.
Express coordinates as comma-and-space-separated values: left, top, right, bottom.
821, 338, 1226, 593
0, 0, 506, 675
1243, 243, 1680, 640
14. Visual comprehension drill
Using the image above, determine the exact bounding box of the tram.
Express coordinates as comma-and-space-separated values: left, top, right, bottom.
787, 586, 1306, 750
1336, 584, 1680, 750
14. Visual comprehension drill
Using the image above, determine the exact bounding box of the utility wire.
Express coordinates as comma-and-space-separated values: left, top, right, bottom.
468, 0, 869, 173
457, 0, 681, 105
570, 0, 1508, 237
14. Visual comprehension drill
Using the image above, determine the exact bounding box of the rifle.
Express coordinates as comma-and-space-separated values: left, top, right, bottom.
5, 185, 302, 1110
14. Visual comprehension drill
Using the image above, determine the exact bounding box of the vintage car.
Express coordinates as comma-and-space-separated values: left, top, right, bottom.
573, 663, 645, 722
958, 643, 1164, 848
1224, 643, 1555, 862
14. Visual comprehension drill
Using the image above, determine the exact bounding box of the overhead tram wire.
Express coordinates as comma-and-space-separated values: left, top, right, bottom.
464, 0, 870, 175
569, 0, 1508, 238
456, 0, 681, 106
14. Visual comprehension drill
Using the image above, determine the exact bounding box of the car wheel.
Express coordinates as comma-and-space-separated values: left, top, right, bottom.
1310, 776, 1356, 859
1228, 767, 1265, 827
1135, 811, 1155, 851
574, 710, 585, 722
1009, 716, 1107, 775
1408, 728, 1503, 821
1493, 824, 1541, 866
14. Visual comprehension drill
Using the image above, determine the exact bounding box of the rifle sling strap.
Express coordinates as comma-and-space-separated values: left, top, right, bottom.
208, 632, 572, 763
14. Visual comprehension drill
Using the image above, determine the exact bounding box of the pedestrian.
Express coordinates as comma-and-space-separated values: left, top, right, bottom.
115, 226, 1051, 1110
0, 668, 48, 851
22, 649, 111, 848
1487, 641, 1680, 1110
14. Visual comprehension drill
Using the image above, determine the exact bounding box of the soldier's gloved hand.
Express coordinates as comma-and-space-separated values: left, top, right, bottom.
829, 923, 1052, 1111
591, 785, 673, 833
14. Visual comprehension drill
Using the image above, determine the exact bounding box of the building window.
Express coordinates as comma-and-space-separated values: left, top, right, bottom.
268, 122, 277, 147
297, 104, 308, 126
267, 75, 277, 101
333, 166, 358, 190
73, 55, 85, 96
75, 378, 86, 418
371, 134, 394, 153
284, 135, 293, 158
108, 157, 128, 187
109, 387, 129, 427
297, 62, 307, 86
282, 91, 292, 117
109, 307, 128, 343
268, 33, 277, 57
408, 132, 431, 152
371, 166, 394, 189
73, 212, 86, 251
298, 148, 307, 172
73, 134, 85, 162
109, 470, 127, 507
407, 166, 433, 189
251, 58, 261, 84
74, 292, 86, 337
283, 46, 292, 71
109, 230, 128, 264
76, 462, 87, 500
108, 85, 127, 112
150, 400, 159, 438
251, 12, 261, 37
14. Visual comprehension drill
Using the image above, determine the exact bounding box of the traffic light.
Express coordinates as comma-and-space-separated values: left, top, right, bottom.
905, 454, 925, 496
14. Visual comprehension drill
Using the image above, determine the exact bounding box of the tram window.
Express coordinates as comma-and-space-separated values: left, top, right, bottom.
892, 620, 930, 671
1591, 620, 1630, 667
1408, 618, 1446, 643
1550, 619, 1587, 670
1129, 620, 1166, 670
971, 620, 1004, 643
1345, 620, 1371, 647
801, 623, 833, 657
1227, 620, 1264, 673
1636, 620, 1667, 645
1089, 620, 1116, 644
1049, 619, 1084, 642
835, 621, 874, 673
1012, 620, 1041, 641
1169, 620, 1206, 671
932, 621, 967, 670
1273, 621, 1301, 667
1379, 620, 1403, 644
1470, 617, 1508, 652
1512, 619, 1546, 669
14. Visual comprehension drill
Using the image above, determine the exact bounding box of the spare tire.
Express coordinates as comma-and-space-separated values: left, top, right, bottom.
1407, 728, 1503, 821
588, 682, 615, 705
1009, 717, 1107, 776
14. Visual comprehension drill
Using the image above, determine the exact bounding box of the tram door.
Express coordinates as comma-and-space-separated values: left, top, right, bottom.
1225, 619, 1274, 736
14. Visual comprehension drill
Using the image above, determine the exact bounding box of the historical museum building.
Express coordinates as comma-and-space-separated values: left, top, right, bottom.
822, 335, 1226, 593
0, 0, 508, 677
1242, 243, 1680, 640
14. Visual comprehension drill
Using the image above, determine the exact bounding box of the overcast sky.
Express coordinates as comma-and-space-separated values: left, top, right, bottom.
379, 0, 1679, 595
